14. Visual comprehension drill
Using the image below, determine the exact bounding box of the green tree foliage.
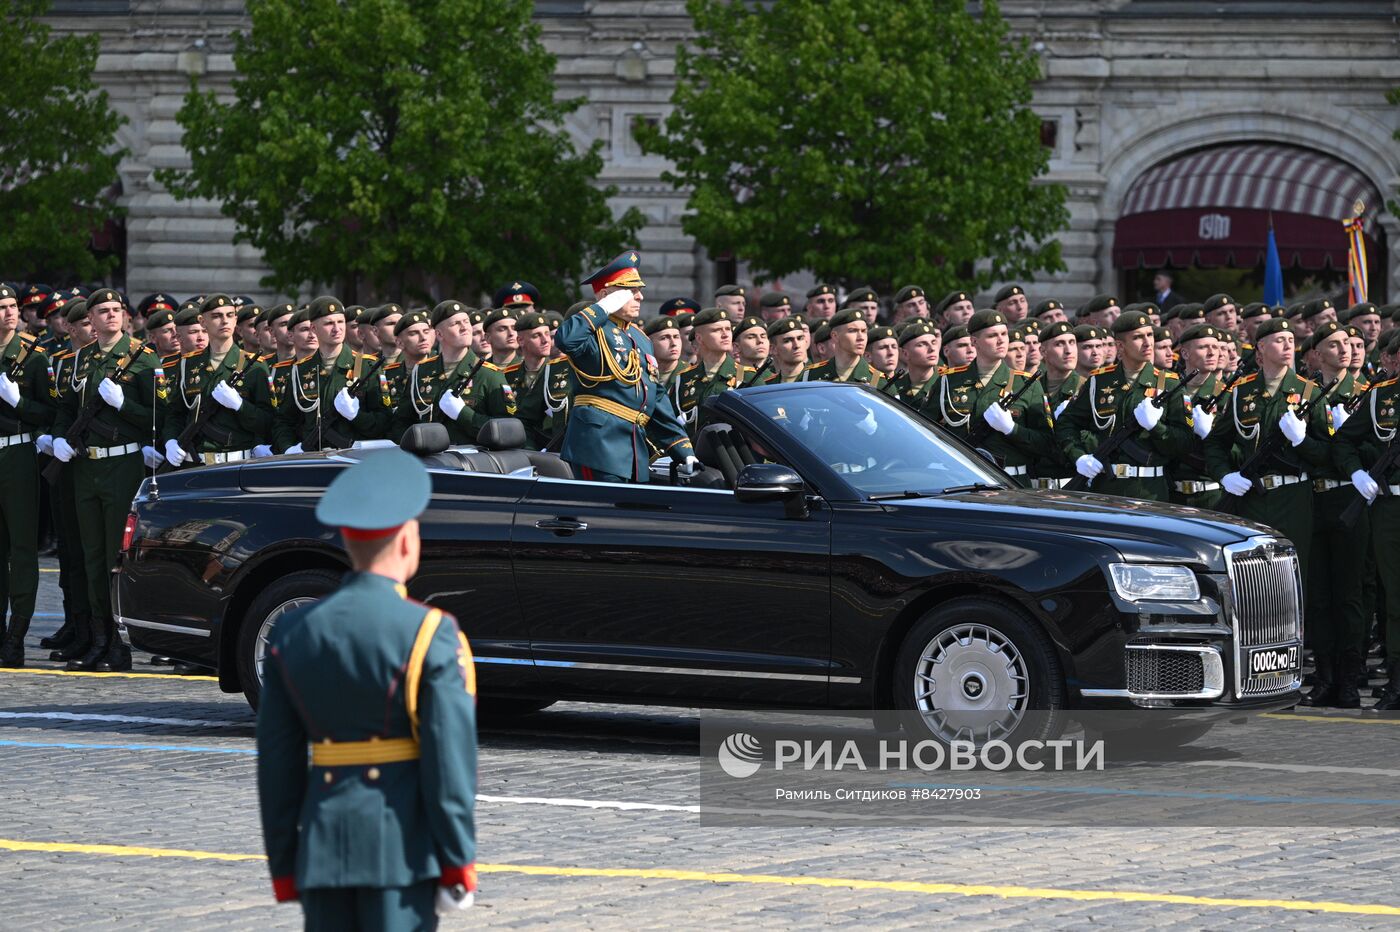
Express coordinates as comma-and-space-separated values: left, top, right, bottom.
0, 0, 126, 281
162, 0, 642, 303
640, 0, 1068, 294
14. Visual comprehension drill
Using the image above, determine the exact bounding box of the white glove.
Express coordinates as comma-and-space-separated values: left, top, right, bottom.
252, 444, 273, 458
435, 885, 474, 915
141, 445, 165, 469
211, 380, 243, 412
51, 437, 75, 462
595, 288, 632, 316
164, 438, 188, 466
1329, 403, 1350, 430
98, 377, 124, 411
982, 402, 1015, 436
1054, 399, 1070, 418
1191, 408, 1215, 439
676, 455, 701, 477
438, 389, 466, 421
0, 372, 18, 407
36, 434, 53, 456
856, 406, 878, 436
1222, 471, 1252, 497
333, 387, 360, 421
1133, 398, 1163, 431
1075, 454, 1103, 479
1279, 409, 1307, 447
1352, 469, 1380, 503
285, 443, 304, 455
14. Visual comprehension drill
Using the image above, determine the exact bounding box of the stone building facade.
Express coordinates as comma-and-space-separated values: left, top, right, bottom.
48, 0, 1400, 308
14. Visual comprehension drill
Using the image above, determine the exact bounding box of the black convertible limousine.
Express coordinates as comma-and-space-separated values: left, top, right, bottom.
114, 382, 1302, 744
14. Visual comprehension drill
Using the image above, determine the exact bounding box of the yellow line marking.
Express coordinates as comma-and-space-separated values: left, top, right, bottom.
1265, 712, 1400, 726
0, 667, 218, 682
40, 568, 58, 573
1, 838, 1397, 915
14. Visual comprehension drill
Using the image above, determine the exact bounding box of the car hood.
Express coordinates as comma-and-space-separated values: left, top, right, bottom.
884, 488, 1275, 568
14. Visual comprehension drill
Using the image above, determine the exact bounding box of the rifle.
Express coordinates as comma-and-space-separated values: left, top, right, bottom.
1341, 431, 1400, 529
1344, 370, 1390, 414
1197, 365, 1249, 415
42, 348, 145, 484
4, 339, 35, 382
742, 357, 773, 387
966, 370, 1043, 452
1218, 376, 1338, 515
878, 368, 907, 397
1064, 369, 1198, 492
156, 362, 256, 474
441, 355, 487, 406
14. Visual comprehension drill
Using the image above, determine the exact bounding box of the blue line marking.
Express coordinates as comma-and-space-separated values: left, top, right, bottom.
889, 782, 1400, 807
0, 739, 255, 756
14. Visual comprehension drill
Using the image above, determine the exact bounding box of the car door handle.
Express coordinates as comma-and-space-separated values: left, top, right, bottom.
535, 518, 588, 534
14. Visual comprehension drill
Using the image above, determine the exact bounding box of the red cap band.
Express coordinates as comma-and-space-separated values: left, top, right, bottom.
340, 525, 401, 541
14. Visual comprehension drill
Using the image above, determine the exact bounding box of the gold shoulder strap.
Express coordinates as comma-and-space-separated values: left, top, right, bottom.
405, 608, 444, 742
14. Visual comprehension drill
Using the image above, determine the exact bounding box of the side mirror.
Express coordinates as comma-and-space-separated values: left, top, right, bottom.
734, 463, 808, 518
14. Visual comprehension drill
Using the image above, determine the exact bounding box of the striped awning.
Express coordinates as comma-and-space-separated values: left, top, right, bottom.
1115, 143, 1382, 270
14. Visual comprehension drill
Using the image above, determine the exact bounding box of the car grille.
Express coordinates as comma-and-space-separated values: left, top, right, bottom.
1127, 649, 1205, 695
1224, 537, 1304, 698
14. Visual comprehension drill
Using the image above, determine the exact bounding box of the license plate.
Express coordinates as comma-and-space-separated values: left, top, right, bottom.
1247, 644, 1299, 679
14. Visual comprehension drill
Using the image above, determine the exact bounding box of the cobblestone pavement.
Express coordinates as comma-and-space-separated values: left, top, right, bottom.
4, 559, 1400, 929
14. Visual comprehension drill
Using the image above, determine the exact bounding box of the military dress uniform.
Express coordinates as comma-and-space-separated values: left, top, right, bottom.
1030, 369, 1085, 490
503, 355, 571, 450
162, 344, 273, 466
396, 350, 514, 446
678, 354, 753, 440
258, 449, 477, 929
275, 345, 391, 451
883, 320, 941, 415
933, 360, 1052, 480
807, 355, 885, 386
1169, 372, 1226, 511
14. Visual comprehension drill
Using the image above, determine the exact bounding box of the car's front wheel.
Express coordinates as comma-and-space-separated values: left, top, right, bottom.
894, 597, 1065, 747
237, 569, 342, 710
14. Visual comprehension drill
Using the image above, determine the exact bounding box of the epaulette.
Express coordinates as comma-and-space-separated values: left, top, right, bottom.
944, 363, 971, 374
182, 349, 202, 359
502, 361, 523, 374
1297, 374, 1317, 389
56, 350, 75, 361
295, 353, 317, 365
804, 362, 823, 371
549, 354, 569, 364
1162, 370, 1180, 380
355, 352, 378, 364
1013, 369, 1035, 378
384, 360, 402, 371
1242, 343, 1254, 351
679, 361, 697, 374
421, 354, 441, 365
1234, 372, 1258, 385
141, 345, 158, 356
19, 331, 35, 344
1090, 364, 1116, 376
271, 358, 294, 369
482, 361, 503, 372
1377, 376, 1399, 388
257, 352, 276, 363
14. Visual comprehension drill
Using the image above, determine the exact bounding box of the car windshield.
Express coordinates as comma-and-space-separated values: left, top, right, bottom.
742, 384, 1008, 497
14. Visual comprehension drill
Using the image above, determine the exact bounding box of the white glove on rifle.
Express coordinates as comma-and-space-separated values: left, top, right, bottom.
676, 455, 701, 477
982, 402, 1015, 436
595, 288, 632, 316
438, 390, 466, 421
51, 437, 75, 462
1075, 454, 1103, 479
1054, 398, 1070, 419
0, 372, 19, 407
1279, 409, 1307, 447
1191, 408, 1214, 439
36, 434, 53, 456
435, 885, 474, 915
1133, 398, 1162, 431
333, 387, 360, 421
98, 377, 124, 411
1352, 469, 1380, 503
142, 445, 165, 469
211, 380, 243, 412
252, 444, 273, 458
285, 443, 304, 455
1221, 471, 1252, 497
1329, 403, 1350, 430
164, 438, 189, 467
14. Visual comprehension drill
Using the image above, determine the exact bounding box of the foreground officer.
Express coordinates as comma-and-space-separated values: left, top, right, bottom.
258, 448, 477, 928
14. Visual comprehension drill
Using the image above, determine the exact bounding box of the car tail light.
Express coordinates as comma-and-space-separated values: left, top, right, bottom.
121, 513, 138, 552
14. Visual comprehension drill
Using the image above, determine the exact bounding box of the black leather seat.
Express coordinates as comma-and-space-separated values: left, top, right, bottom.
695, 423, 756, 489
469, 418, 573, 478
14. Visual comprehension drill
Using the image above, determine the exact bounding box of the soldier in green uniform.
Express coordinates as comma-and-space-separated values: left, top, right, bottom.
932, 309, 1053, 480
258, 448, 478, 928
678, 307, 752, 438
1030, 320, 1081, 490
935, 290, 975, 329
762, 317, 812, 385
1056, 303, 1191, 501
733, 315, 770, 373
883, 319, 940, 411
481, 307, 521, 370
49, 288, 164, 671
866, 324, 900, 384
808, 307, 884, 386
645, 315, 691, 420
0, 285, 55, 665
503, 311, 572, 449
394, 301, 515, 447
263, 302, 298, 365
274, 297, 390, 452
941, 324, 973, 369
758, 291, 794, 324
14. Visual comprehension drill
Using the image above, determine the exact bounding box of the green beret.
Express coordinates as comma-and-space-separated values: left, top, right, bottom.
366, 303, 403, 325
430, 300, 469, 327
767, 316, 804, 339
88, 287, 123, 308
174, 306, 202, 327
1301, 298, 1334, 320
344, 304, 367, 323
0, 284, 15, 301
288, 306, 313, 328
1152, 326, 1171, 342
1022, 318, 1041, 334
467, 309, 486, 327
262, 302, 295, 324
484, 306, 519, 330
843, 286, 877, 306
935, 290, 972, 315
690, 307, 731, 329
1345, 324, 1362, 339
1006, 323, 1028, 344
306, 295, 345, 321
805, 283, 835, 299
1177, 324, 1220, 345
237, 304, 261, 323
1255, 317, 1297, 340
64, 299, 90, 324
1283, 302, 1305, 318
1160, 304, 1183, 322
829, 306, 871, 329
967, 309, 1008, 334
812, 321, 832, 343
515, 311, 549, 332
543, 311, 563, 330
1080, 294, 1119, 317
673, 311, 696, 329
735, 315, 766, 336
994, 284, 1025, 303
1111, 310, 1153, 334
1343, 302, 1380, 323
197, 292, 232, 315
1072, 324, 1104, 343
759, 291, 792, 310
1040, 321, 1075, 342
1176, 303, 1206, 322
1304, 320, 1345, 351
1138, 302, 1161, 317
869, 325, 897, 344
145, 307, 177, 330
941, 324, 969, 343
1202, 293, 1235, 313
714, 284, 746, 299
393, 308, 432, 336
1378, 304, 1400, 321
1033, 299, 1064, 318
894, 285, 925, 304
1239, 302, 1271, 320
897, 319, 938, 346
644, 316, 681, 336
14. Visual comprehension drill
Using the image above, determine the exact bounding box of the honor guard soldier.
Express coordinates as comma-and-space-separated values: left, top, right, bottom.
481, 307, 521, 370
1034, 299, 1069, 327
48, 288, 165, 671
257, 448, 478, 928
503, 311, 572, 449
394, 301, 514, 447
763, 316, 814, 384
383, 308, 432, 428
935, 290, 975, 329
1166, 324, 1228, 510
758, 291, 793, 323
994, 284, 1029, 323
267, 307, 315, 453
883, 319, 941, 411
645, 315, 690, 405
808, 307, 885, 385
1030, 320, 1081, 490
678, 307, 752, 438
161, 294, 275, 469
890, 285, 928, 326
713, 284, 747, 323
1056, 303, 1191, 502
555, 251, 697, 482
933, 309, 1052, 480
867, 325, 900, 383
734, 315, 770, 372
0, 284, 55, 666
657, 297, 700, 319
803, 283, 837, 322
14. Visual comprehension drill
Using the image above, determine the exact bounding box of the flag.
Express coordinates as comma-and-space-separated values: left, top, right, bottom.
1263, 218, 1284, 306
1344, 209, 1368, 305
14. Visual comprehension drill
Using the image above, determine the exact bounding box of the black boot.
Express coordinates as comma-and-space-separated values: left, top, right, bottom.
0, 618, 30, 668
1301, 655, 1339, 707
65, 615, 109, 672
1374, 672, 1400, 712
1335, 651, 1363, 710
94, 623, 131, 673
51, 613, 92, 662
39, 615, 78, 651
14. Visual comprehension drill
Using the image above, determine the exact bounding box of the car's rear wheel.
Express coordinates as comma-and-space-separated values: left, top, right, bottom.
237, 569, 342, 710
894, 597, 1065, 747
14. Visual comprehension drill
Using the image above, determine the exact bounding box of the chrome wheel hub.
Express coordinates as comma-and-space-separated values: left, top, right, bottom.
912, 623, 1029, 744
253, 597, 317, 686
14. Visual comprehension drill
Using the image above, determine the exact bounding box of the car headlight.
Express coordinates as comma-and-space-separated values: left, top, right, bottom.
1107, 563, 1200, 602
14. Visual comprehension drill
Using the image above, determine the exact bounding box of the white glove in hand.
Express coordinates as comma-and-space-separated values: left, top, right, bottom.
438, 390, 466, 421
595, 288, 632, 316
1054, 398, 1070, 419
1191, 408, 1215, 439
252, 444, 274, 458
1221, 471, 1252, 497
1352, 469, 1380, 503
98, 377, 124, 411
51, 437, 75, 462
333, 387, 360, 421
1279, 409, 1307, 447
211, 380, 243, 412
435, 886, 474, 915
141, 445, 165, 469
856, 407, 878, 436
1075, 454, 1103, 479
164, 438, 188, 467
36, 434, 53, 456
1133, 398, 1163, 431
1329, 403, 1350, 430
676, 455, 701, 477
0, 372, 19, 407
982, 402, 1015, 436
285, 443, 304, 455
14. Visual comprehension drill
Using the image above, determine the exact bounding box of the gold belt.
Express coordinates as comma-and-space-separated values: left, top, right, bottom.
310, 736, 419, 767
575, 394, 650, 427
